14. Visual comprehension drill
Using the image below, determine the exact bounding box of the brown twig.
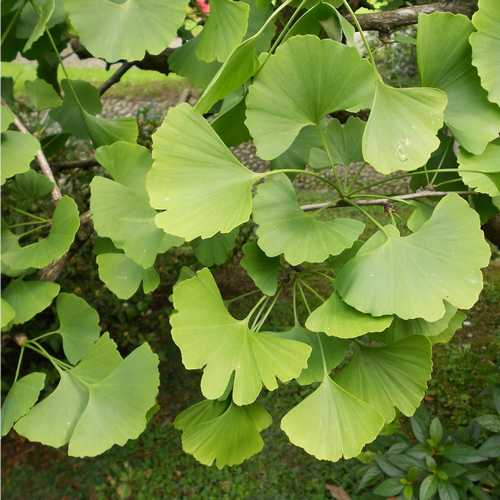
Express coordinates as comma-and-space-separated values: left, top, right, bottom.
51, 158, 99, 171
99, 61, 135, 95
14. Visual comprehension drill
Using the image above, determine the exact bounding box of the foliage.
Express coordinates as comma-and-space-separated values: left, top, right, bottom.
1, 0, 499, 474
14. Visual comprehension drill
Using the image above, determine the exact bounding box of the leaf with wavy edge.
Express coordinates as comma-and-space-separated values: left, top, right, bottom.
246, 35, 374, 160
170, 268, 311, 405
336, 194, 490, 321
175, 399, 271, 468
306, 291, 392, 339
1, 130, 40, 184
470, 0, 500, 106
241, 241, 280, 296
148, 103, 262, 241
457, 139, 500, 197
336, 336, 433, 422
281, 375, 384, 461
253, 174, 364, 265
91, 142, 182, 268
193, 229, 239, 267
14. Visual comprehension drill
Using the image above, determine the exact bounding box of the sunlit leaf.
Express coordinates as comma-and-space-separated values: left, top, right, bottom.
336, 194, 490, 321
170, 268, 311, 405
175, 399, 272, 468
193, 229, 239, 267
1, 298, 15, 328
241, 241, 280, 296
253, 174, 364, 265
430, 310, 467, 345
1, 130, 40, 185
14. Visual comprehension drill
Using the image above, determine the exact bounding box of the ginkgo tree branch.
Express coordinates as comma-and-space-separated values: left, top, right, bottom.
99, 61, 135, 95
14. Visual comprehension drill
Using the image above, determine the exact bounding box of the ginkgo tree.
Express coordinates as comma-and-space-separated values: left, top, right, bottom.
1, 0, 499, 470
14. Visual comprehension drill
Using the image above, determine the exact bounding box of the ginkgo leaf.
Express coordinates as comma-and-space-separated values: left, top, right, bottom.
2, 279, 60, 325
56, 293, 100, 364
406, 201, 434, 232
64, 0, 188, 62
305, 290, 392, 339
210, 93, 250, 147
417, 13, 500, 155
91, 142, 182, 268
243, 0, 275, 52
246, 35, 374, 159
430, 310, 466, 345
270, 126, 322, 169
24, 78, 61, 109
50, 80, 137, 147
336, 194, 490, 321
1, 373, 46, 437
15, 334, 160, 457
241, 241, 280, 296
1, 196, 80, 270
193, 229, 239, 267
457, 139, 500, 197
147, 103, 262, 240
336, 336, 433, 422
1, 103, 15, 131
175, 399, 272, 468
281, 376, 384, 461
170, 268, 311, 405
196, 0, 250, 63
1, 130, 40, 184
22, 0, 54, 52
11, 170, 54, 201
253, 174, 364, 265
309, 117, 366, 169
1, 298, 15, 328
273, 326, 348, 385
96, 253, 159, 300
470, 0, 500, 106
362, 79, 447, 174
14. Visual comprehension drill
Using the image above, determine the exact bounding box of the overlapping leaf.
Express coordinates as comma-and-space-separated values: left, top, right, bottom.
91, 142, 182, 268
253, 174, 364, 265
241, 241, 280, 296
24, 78, 61, 109
147, 103, 262, 240
193, 229, 239, 267
170, 268, 311, 405
336, 194, 490, 321
21, 0, 55, 52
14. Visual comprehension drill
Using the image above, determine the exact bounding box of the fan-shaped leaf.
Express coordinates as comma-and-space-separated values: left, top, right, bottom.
417, 13, 500, 154
270, 126, 322, 169
11, 170, 54, 201
22, 0, 54, 52
281, 376, 384, 461
1, 373, 46, 437
253, 174, 364, 265
24, 78, 61, 109
430, 310, 466, 345
170, 268, 311, 405
2, 279, 59, 325
65, 0, 188, 62
306, 291, 392, 339
193, 229, 239, 267
91, 142, 182, 268
1, 130, 40, 185
470, 0, 500, 106
362, 79, 447, 174
336, 336, 433, 422
147, 103, 262, 240
15, 335, 159, 457
336, 194, 490, 321
246, 35, 374, 159
241, 241, 280, 296
1, 298, 15, 328
457, 139, 500, 197
175, 399, 272, 468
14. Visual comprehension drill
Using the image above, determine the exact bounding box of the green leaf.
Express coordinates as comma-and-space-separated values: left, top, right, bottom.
210, 93, 250, 147
50, 80, 137, 147
1, 298, 15, 328
170, 268, 311, 405
336, 336, 432, 422
309, 117, 366, 169
96, 253, 159, 300
430, 417, 444, 444
243, 0, 275, 52
64, 0, 188, 62
1, 130, 40, 185
1, 104, 14, 131
246, 35, 374, 159
2, 279, 60, 325
437, 482, 460, 500
474, 414, 500, 432
281, 376, 384, 461
417, 13, 500, 155
373, 478, 404, 497
273, 326, 348, 385
407, 202, 434, 232
22, 0, 55, 52
362, 79, 447, 174
56, 293, 100, 364
269, 126, 322, 169
430, 310, 466, 345
11, 169, 54, 201
478, 435, 500, 458
175, 399, 272, 468
241, 241, 280, 296
253, 174, 364, 265
2, 196, 80, 271
24, 78, 62, 109
91, 142, 182, 268
1, 373, 46, 437
147, 103, 261, 240
470, 0, 500, 106
15, 334, 160, 457
196, 0, 250, 63
442, 445, 488, 464
336, 194, 490, 321
411, 406, 430, 443
193, 229, 239, 267
457, 139, 500, 197
306, 290, 392, 339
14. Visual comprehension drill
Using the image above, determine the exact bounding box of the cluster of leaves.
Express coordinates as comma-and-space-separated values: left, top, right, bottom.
355, 388, 500, 499
1, 0, 499, 470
